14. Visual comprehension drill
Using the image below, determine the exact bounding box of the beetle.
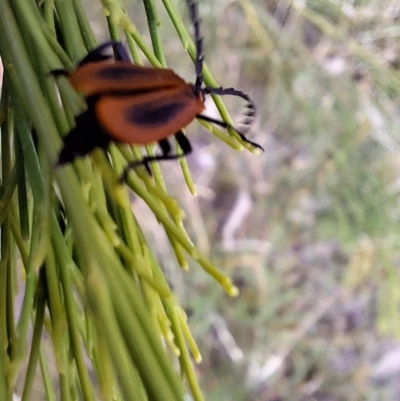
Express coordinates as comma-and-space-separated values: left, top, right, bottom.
53, 0, 263, 179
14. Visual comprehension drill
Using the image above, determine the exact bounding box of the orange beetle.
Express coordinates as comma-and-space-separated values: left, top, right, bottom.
54, 0, 263, 177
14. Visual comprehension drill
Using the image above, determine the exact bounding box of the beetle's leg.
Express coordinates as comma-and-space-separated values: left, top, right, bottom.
78, 42, 117, 66
51, 42, 131, 79
120, 132, 192, 182
50, 69, 70, 77
109, 42, 131, 62
175, 131, 192, 153
196, 114, 264, 151
158, 139, 172, 155
78, 41, 131, 66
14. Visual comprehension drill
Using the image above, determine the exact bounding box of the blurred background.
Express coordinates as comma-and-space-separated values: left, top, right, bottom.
90, 0, 400, 400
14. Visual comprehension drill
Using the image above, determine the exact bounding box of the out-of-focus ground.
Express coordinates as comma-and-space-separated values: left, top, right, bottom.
132, 1, 400, 400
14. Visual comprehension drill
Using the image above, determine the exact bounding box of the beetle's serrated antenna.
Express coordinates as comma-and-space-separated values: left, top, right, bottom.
187, 0, 204, 89
186, 2, 260, 150
204, 87, 257, 134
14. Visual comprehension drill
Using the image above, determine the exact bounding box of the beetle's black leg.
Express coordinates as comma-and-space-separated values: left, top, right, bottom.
196, 114, 264, 151
50, 69, 70, 77
111, 42, 131, 62
130, 139, 172, 175
120, 132, 193, 182
51, 42, 131, 77
175, 131, 192, 153
77, 41, 131, 66
50, 44, 116, 75
158, 139, 172, 155
78, 42, 117, 66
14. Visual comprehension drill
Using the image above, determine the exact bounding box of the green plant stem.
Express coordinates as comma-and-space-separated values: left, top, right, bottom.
0, 341, 10, 401
143, 0, 167, 65
0, 0, 61, 163
71, 0, 97, 49
0, 167, 18, 227
43, 0, 56, 35
124, 173, 238, 294
39, 344, 57, 401
54, 0, 86, 60
97, 268, 184, 401
1, 97, 17, 370
21, 277, 45, 401
14, 136, 29, 240
15, 218, 42, 373
11, 0, 65, 70
51, 224, 96, 401
168, 304, 205, 401
86, 271, 155, 401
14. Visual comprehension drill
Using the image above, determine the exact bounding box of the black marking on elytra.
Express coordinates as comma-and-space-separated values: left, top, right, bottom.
95, 65, 158, 80
125, 101, 185, 126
